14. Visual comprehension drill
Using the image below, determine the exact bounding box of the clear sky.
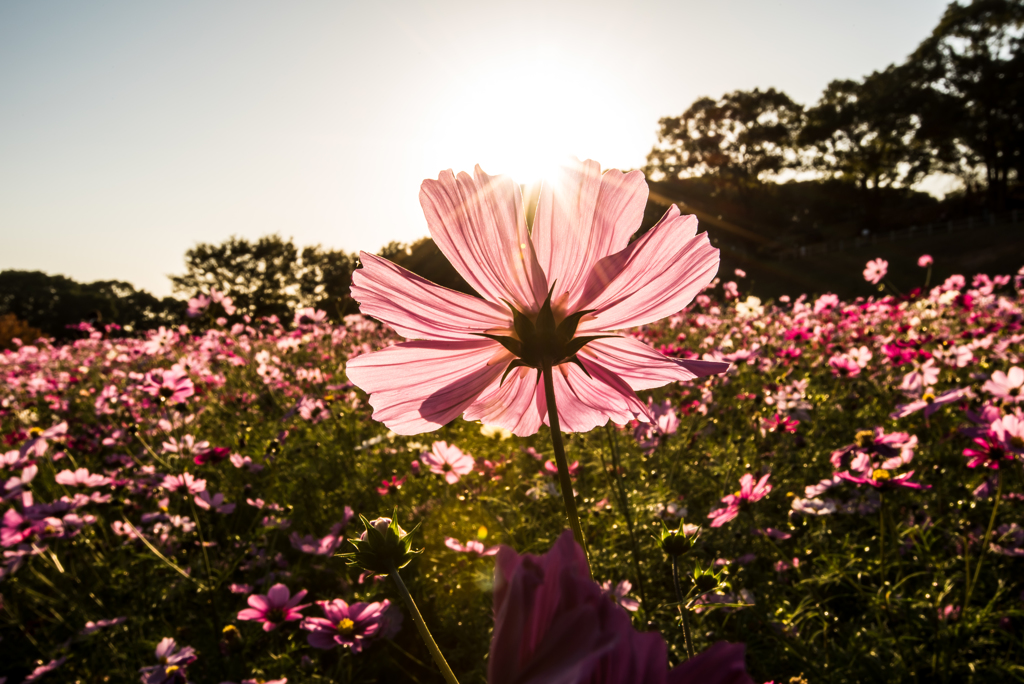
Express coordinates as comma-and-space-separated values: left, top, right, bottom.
0, 0, 951, 296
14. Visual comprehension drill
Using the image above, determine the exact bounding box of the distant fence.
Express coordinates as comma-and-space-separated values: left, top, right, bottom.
779, 210, 1020, 261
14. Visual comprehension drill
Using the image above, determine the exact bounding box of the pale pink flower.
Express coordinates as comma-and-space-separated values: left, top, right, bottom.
891, 387, 971, 419
983, 367, 1024, 403
489, 530, 754, 684
918, 254, 933, 267
734, 268, 746, 278
81, 616, 127, 635
294, 308, 327, 326
708, 473, 772, 527
193, 491, 235, 514
601, 579, 640, 611
24, 657, 67, 683
445, 536, 499, 556
161, 472, 207, 494
19, 421, 68, 458
290, 522, 345, 555
828, 354, 861, 378
863, 258, 888, 285
237, 584, 309, 631
54, 467, 110, 488
139, 638, 196, 684
346, 160, 727, 436
421, 441, 474, 484
142, 366, 194, 404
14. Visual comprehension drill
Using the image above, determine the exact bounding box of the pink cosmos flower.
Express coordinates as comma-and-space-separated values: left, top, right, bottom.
837, 451, 928, 490
489, 530, 754, 684
983, 367, 1024, 403
828, 354, 862, 378
24, 657, 68, 683
991, 412, 1024, 454
161, 472, 207, 494
54, 467, 110, 488
891, 387, 970, 419
863, 258, 888, 284
139, 638, 196, 684
301, 598, 393, 652
142, 366, 195, 404
445, 536, 499, 556
193, 446, 231, 466
421, 441, 475, 484
289, 522, 345, 555
19, 421, 67, 458
376, 475, 406, 496
918, 254, 933, 267
601, 579, 641, 612
294, 308, 327, 326
708, 473, 772, 528
237, 584, 309, 631
81, 616, 127, 635
346, 160, 728, 436
193, 491, 235, 514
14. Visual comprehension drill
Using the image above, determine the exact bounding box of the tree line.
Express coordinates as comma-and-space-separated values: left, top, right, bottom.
646, 0, 1023, 212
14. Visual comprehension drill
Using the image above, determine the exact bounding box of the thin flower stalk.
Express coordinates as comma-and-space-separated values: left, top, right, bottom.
672, 555, 696, 660
387, 561, 460, 684
966, 473, 1004, 608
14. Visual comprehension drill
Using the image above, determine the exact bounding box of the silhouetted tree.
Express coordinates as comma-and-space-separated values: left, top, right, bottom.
799, 65, 937, 216
0, 270, 183, 340
908, 0, 1024, 209
171, 235, 359, 322
647, 88, 804, 196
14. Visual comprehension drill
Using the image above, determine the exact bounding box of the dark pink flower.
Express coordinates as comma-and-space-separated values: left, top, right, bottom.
376, 475, 406, 496
237, 584, 309, 631
489, 530, 754, 684
346, 160, 728, 437
301, 598, 390, 652
708, 474, 772, 528
193, 446, 231, 466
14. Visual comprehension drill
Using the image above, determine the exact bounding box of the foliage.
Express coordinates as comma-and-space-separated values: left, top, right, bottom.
1, 258, 1023, 683
170, 234, 360, 323
0, 314, 43, 351
0, 270, 183, 341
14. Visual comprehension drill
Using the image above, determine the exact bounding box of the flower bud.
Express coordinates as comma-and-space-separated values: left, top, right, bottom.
343, 510, 421, 575
654, 520, 699, 557
692, 562, 724, 593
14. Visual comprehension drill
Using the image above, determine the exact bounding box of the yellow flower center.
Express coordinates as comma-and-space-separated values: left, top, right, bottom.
337, 617, 356, 635
922, 391, 936, 403
872, 469, 891, 481
28, 427, 44, 438
854, 430, 874, 448
165, 666, 179, 675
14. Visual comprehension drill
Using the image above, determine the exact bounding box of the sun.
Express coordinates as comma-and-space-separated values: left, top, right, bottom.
420, 47, 635, 188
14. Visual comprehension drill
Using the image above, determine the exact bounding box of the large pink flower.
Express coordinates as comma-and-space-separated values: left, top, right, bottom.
421, 441, 475, 484
489, 530, 753, 684
346, 159, 728, 436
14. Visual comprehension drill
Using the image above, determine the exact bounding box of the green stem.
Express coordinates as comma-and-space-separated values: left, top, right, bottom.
879, 493, 885, 586
605, 426, 648, 611
388, 563, 460, 684
672, 555, 695, 660
188, 497, 214, 583
541, 360, 590, 574
966, 472, 1003, 608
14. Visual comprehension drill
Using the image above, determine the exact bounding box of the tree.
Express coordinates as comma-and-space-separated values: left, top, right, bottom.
646, 88, 804, 195
799, 65, 937, 201
0, 270, 183, 340
908, 0, 1024, 209
171, 235, 360, 322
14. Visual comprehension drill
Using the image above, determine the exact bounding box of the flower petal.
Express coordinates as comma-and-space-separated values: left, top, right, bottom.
464, 368, 546, 437
531, 159, 648, 312
352, 253, 511, 340
577, 205, 719, 332
420, 167, 547, 311
667, 641, 753, 684
346, 340, 506, 435
544, 360, 650, 433
581, 337, 729, 391
266, 583, 291, 608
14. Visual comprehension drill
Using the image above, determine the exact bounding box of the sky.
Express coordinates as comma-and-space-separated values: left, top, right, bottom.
0, 0, 952, 297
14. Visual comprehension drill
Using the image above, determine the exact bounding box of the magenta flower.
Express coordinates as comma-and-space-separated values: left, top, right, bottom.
828, 354, 862, 378
963, 435, 1017, 469
301, 598, 390, 652
19, 421, 67, 458
918, 254, 933, 267
376, 475, 406, 496
837, 452, 928, 490
489, 530, 754, 684
421, 441, 474, 484
237, 584, 309, 631
983, 367, 1024, 403
193, 446, 231, 466
345, 160, 727, 436
707, 473, 772, 528
139, 638, 196, 684
863, 258, 888, 285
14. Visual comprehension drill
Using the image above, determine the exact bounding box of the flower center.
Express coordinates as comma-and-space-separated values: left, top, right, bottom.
872, 469, 891, 481
479, 285, 611, 384
267, 608, 286, 623
1010, 386, 1021, 396
337, 617, 356, 635
1010, 436, 1024, 449
854, 430, 874, 449
922, 391, 936, 403
28, 427, 44, 438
